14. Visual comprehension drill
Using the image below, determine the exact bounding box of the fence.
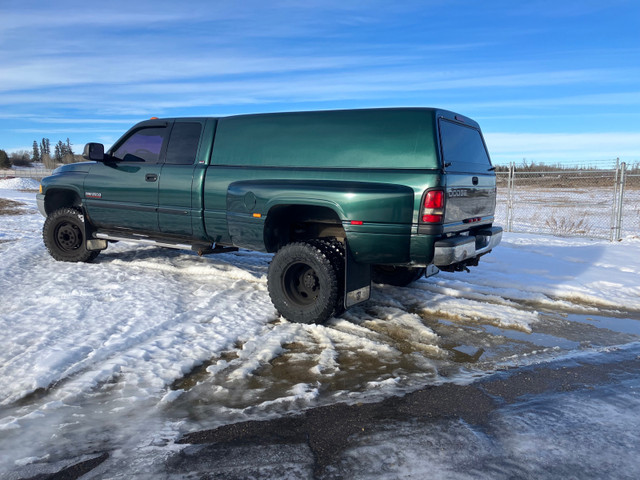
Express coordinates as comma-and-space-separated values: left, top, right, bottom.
496, 160, 639, 241
0, 167, 54, 181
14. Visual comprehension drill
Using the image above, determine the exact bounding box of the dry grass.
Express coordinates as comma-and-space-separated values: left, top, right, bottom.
0, 198, 27, 215
545, 213, 593, 236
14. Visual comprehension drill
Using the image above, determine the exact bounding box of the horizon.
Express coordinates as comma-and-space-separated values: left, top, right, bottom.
1, 0, 639, 165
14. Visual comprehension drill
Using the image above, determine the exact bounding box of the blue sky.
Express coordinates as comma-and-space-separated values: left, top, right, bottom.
1, 0, 639, 165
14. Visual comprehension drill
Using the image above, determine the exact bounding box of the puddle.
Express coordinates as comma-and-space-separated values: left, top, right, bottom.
162, 289, 640, 425
565, 312, 640, 337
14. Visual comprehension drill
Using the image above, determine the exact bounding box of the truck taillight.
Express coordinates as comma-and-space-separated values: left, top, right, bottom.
422, 190, 444, 223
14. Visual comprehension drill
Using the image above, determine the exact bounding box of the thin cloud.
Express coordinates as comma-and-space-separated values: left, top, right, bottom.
485, 132, 640, 163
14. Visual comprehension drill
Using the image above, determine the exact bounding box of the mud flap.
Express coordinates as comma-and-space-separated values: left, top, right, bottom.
344, 241, 371, 308
425, 264, 440, 278
81, 211, 108, 251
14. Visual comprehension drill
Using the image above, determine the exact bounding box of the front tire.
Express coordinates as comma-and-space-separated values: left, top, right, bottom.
268, 242, 341, 324
43, 207, 100, 263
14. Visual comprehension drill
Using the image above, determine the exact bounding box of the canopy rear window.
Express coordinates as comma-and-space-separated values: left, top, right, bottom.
439, 119, 492, 174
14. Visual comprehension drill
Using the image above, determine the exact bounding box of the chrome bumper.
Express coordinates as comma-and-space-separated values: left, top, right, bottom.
433, 226, 503, 266
36, 194, 46, 217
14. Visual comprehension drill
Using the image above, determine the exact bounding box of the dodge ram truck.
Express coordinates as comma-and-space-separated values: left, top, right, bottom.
37, 108, 502, 324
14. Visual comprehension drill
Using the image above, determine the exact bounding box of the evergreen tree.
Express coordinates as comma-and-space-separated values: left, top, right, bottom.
66, 138, 73, 156
32, 141, 41, 163
40, 138, 51, 156
54, 142, 63, 162
0, 149, 10, 169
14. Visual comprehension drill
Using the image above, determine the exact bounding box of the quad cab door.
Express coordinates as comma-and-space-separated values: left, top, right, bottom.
83, 122, 169, 232
157, 120, 205, 237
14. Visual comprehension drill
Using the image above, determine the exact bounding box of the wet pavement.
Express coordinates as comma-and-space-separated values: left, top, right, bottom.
167, 343, 640, 479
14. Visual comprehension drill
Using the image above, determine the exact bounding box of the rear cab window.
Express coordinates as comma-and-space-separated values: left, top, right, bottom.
165, 122, 203, 165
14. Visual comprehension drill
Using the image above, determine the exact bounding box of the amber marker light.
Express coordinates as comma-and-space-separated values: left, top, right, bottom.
39, 184, 43, 194
253, 213, 262, 218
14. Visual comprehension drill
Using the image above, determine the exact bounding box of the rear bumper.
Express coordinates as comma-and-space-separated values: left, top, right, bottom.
433, 226, 502, 266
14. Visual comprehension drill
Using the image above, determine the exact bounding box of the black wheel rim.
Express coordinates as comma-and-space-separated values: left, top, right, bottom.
282, 262, 320, 306
54, 222, 82, 252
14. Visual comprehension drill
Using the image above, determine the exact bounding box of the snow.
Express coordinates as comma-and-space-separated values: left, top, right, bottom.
0, 177, 40, 190
1, 181, 640, 476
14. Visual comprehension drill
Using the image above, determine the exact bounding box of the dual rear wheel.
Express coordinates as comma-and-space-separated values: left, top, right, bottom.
267, 240, 345, 324
267, 240, 425, 324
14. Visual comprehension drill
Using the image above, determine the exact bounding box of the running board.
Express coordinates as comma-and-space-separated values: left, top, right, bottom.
94, 232, 238, 255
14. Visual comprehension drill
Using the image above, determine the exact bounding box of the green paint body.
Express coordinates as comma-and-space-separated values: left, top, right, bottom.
39, 108, 497, 267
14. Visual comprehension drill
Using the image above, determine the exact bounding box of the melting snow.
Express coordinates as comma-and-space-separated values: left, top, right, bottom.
1, 180, 639, 475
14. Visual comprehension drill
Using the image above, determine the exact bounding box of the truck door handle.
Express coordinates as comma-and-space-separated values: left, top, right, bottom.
145, 173, 158, 182
472, 176, 478, 186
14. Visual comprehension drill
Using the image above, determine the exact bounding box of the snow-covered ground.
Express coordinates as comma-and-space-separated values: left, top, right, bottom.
1, 177, 640, 477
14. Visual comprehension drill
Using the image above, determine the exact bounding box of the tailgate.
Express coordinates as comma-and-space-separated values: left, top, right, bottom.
439, 118, 496, 230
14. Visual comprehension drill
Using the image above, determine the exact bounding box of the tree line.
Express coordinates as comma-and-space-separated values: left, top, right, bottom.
494, 159, 640, 173
0, 138, 84, 170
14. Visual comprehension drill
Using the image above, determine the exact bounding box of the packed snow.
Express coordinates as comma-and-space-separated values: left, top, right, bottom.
0, 177, 40, 191
1, 177, 640, 477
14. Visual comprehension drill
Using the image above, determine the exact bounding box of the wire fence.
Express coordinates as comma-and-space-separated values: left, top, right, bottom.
0, 167, 54, 181
496, 160, 639, 241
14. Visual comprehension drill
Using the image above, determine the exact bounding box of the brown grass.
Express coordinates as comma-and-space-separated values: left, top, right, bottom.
0, 198, 26, 215
545, 213, 593, 236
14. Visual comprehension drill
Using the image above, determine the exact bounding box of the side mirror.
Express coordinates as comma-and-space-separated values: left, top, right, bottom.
83, 143, 105, 161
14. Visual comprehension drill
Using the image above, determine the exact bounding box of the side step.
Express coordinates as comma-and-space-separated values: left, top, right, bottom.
93, 232, 238, 255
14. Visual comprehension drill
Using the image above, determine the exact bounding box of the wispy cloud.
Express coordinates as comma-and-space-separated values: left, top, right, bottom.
485, 132, 640, 163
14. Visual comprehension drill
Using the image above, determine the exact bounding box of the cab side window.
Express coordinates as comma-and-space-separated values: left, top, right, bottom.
165, 122, 203, 165
112, 127, 166, 163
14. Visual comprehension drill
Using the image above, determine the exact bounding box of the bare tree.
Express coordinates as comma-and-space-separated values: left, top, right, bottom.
42, 153, 56, 169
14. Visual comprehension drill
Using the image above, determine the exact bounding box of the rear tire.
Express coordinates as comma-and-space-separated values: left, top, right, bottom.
307, 238, 346, 315
268, 241, 341, 324
43, 207, 100, 263
372, 265, 425, 287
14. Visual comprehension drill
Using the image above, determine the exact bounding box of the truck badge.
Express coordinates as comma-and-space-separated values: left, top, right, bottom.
448, 189, 469, 198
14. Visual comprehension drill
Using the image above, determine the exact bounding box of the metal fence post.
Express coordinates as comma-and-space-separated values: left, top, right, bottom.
610, 158, 620, 242
615, 162, 627, 241
506, 162, 515, 232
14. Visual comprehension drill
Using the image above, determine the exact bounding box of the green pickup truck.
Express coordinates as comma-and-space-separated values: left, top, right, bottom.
37, 108, 502, 324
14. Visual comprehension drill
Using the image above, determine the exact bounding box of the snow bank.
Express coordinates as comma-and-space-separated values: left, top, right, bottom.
0, 177, 40, 190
